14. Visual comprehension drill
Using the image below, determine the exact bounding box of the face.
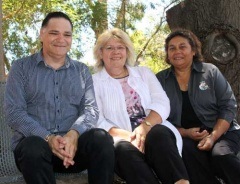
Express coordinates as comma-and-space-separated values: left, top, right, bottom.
101, 38, 127, 71
40, 18, 72, 60
167, 36, 195, 69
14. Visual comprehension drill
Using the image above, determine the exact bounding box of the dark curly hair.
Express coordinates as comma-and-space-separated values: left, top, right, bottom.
164, 29, 204, 64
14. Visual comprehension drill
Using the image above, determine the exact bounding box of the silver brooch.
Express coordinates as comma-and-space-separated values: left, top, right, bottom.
199, 81, 210, 90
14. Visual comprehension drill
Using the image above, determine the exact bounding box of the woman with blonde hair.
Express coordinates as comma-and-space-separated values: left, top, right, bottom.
92, 28, 189, 184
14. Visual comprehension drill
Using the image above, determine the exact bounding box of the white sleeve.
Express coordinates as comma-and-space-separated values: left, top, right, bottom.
162, 120, 183, 156
139, 67, 170, 121
92, 75, 115, 131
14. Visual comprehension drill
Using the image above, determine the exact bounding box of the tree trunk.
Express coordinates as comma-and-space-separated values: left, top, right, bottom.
114, 0, 127, 31
90, 0, 108, 39
0, 0, 6, 82
166, 0, 240, 122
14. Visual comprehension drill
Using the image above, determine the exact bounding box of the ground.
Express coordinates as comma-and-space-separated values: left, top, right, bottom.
1, 174, 126, 184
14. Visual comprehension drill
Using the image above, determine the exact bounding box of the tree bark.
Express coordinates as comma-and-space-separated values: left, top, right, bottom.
166, 0, 240, 122
87, 0, 108, 40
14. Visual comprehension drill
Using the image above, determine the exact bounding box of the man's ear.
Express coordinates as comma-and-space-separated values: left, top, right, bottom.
39, 28, 44, 42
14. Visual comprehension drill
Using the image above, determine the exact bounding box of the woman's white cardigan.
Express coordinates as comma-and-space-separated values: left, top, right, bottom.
93, 66, 183, 155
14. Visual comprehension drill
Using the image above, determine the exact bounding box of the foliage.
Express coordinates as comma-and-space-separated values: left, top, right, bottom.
113, 1, 146, 31
3, 0, 89, 66
131, 25, 170, 73
2, 0, 181, 73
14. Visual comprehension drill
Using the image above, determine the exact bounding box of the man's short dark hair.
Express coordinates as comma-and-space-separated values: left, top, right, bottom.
41, 11, 73, 30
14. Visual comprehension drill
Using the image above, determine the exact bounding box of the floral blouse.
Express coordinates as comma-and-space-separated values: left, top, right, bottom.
117, 76, 145, 130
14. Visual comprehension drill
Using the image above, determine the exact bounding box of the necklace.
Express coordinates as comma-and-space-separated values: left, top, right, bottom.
117, 75, 129, 85
111, 67, 128, 79
175, 72, 190, 91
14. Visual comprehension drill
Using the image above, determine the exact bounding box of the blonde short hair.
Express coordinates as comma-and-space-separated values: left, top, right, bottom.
93, 28, 136, 71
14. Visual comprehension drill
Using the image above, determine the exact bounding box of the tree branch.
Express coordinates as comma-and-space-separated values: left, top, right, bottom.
136, 0, 180, 63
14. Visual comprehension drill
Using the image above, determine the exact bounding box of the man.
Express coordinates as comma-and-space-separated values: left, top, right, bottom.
4, 11, 114, 184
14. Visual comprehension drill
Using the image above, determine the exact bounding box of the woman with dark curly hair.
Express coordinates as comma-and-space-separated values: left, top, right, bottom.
156, 29, 240, 184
